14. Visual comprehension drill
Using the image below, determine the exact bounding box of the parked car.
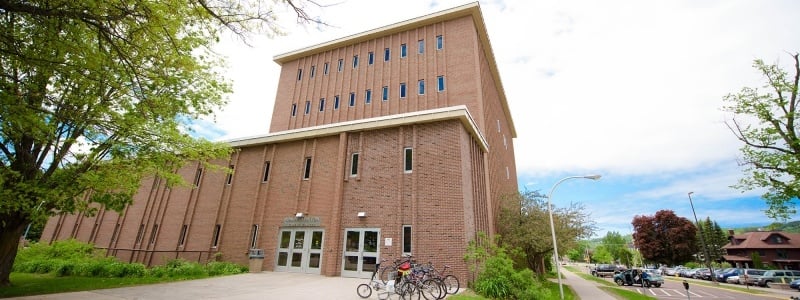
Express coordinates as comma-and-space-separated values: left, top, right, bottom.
716, 268, 741, 282
670, 266, 687, 277
754, 270, 800, 287
591, 264, 621, 277
790, 278, 800, 290
726, 275, 741, 284
679, 268, 699, 278
741, 269, 768, 286
614, 268, 664, 288
691, 268, 710, 279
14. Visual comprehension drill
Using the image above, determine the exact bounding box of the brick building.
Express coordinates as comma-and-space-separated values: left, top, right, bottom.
41, 2, 518, 280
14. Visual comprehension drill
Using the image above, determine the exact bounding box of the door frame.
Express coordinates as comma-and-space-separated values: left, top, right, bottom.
341, 228, 380, 278
274, 227, 324, 274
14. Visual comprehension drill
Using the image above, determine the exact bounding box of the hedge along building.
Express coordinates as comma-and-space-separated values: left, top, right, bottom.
41, 2, 518, 280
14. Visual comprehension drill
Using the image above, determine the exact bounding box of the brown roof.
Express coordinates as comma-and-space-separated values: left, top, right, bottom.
723, 231, 800, 249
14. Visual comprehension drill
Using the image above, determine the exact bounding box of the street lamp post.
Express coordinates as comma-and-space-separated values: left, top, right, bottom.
22, 201, 46, 242
548, 174, 602, 300
687, 192, 716, 284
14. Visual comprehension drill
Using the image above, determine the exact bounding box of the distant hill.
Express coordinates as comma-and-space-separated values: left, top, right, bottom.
733, 220, 800, 233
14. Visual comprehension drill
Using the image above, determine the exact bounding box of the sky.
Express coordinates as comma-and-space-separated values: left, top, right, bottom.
201, 0, 800, 238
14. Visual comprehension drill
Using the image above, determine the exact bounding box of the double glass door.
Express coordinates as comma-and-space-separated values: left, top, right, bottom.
275, 228, 324, 274
341, 228, 380, 278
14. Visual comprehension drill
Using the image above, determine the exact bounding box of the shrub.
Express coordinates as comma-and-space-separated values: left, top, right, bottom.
206, 261, 247, 276
466, 234, 551, 299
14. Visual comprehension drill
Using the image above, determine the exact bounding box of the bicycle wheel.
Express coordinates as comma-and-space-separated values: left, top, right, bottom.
357, 283, 372, 298
419, 279, 443, 300
442, 275, 460, 295
379, 266, 397, 284
396, 280, 419, 300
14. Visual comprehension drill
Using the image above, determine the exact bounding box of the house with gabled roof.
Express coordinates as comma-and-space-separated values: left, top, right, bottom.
722, 230, 800, 270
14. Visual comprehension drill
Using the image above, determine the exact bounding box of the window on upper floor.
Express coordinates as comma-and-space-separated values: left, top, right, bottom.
353, 55, 359, 68
349, 92, 356, 107
418, 40, 424, 54
404, 147, 413, 173
437, 75, 445, 92
310, 65, 316, 78
323, 62, 329, 75
334, 95, 340, 110
193, 168, 203, 187
436, 35, 443, 50
382, 86, 389, 101
304, 100, 311, 114
403, 225, 412, 255
338, 59, 344, 72
262, 161, 271, 182
297, 69, 302, 80
400, 43, 407, 58
400, 82, 407, 98
250, 224, 260, 249
178, 224, 188, 246
384, 48, 390, 61
291, 103, 297, 117
368, 52, 374, 65
212, 224, 221, 247
319, 98, 325, 111
225, 165, 234, 185
365, 89, 372, 104
418, 79, 425, 95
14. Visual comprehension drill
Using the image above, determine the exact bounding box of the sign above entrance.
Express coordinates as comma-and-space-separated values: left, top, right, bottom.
282, 216, 321, 227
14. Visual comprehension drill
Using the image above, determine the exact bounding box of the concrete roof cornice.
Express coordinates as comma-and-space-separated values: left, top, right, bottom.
272, 2, 517, 138
226, 105, 489, 151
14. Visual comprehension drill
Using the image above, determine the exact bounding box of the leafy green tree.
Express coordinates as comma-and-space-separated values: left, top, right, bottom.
566, 240, 591, 262
496, 191, 596, 275
591, 246, 613, 264
0, 0, 319, 286
723, 52, 800, 222
601, 231, 628, 264
632, 210, 698, 266
751, 251, 763, 268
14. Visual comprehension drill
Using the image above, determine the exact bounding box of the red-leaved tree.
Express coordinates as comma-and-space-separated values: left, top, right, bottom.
632, 210, 699, 266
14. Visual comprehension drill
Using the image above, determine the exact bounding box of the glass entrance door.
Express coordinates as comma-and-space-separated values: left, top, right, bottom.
275, 228, 324, 274
341, 228, 380, 278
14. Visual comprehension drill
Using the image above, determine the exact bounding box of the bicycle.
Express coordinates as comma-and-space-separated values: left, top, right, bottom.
379, 255, 415, 284
426, 262, 460, 295
357, 259, 418, 300
405, 263, 445, 300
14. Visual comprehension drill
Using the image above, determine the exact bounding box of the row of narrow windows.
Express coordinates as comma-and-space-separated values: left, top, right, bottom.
192, 148, 414, 187
297, 35, 444, 81
290, 76, 446, 116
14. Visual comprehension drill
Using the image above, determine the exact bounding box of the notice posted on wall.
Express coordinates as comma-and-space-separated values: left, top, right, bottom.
385, 238, 392, 246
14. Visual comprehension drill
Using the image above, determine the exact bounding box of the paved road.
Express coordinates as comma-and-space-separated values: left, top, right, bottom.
604, 276, 793, 300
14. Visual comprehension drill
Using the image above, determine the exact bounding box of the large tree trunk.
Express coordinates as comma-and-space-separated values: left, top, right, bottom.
0, 220, 26, 287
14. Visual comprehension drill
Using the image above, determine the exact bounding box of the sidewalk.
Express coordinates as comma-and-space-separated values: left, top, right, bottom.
560, 266, 616, 300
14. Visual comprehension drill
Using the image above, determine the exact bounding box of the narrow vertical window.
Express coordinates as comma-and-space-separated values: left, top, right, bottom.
349, 92, 356, 107
404, 147, 413, 173
365, 89, 372, 104
303, 157, 312, 179
503, 134, 507, 149
400, 83, 407, 98
334, 95, 340, 110
291, 103, 297, 117
319, 98, 325, 111
193, 168, 203, 187
136, 224, 145, 243
250, 224, 260, 249
353, 55, 359, 68
506, 166, 510, 180
382, 86, 389, 101
310, 65, 316, 78
400, 44, 407, 58
436, 35, 443, 50
226, 165, 234, 185
350, 153, 359, 176
418, 40, 425, 54
368, 52, 374, 65
323, 62, 329, 75
304, 100, 311, 114
384, 48, 390, 61
178, 224, 188, 246
212, 224, 221, 247
338, 59, 344, 72
149, 224, 159, 244
402, 225, 412, 254
437, 75, 445, 92
297, 69, 303, 80
262, 161, 271, 182
418, 79, 425, 95
497, 119, 501, 132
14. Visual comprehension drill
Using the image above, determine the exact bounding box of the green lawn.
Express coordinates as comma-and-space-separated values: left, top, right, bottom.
0, 272, 209, 298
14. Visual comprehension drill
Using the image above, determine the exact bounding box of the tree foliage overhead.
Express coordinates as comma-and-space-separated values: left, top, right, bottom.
0, 0, 319, 286
723, 52, 800, 222
632, 210, 698, 266
496, 191, 596, 275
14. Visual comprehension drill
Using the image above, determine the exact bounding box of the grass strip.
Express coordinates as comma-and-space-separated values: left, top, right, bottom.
0, 272, 210, 298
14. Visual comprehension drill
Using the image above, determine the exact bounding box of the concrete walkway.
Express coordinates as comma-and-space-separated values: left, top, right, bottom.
560, 267, 616, 300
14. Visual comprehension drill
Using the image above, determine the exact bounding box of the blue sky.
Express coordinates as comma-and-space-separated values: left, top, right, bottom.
201, 0, 800, 238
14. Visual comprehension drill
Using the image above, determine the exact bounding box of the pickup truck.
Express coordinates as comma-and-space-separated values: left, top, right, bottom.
592, 264, 620, 277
